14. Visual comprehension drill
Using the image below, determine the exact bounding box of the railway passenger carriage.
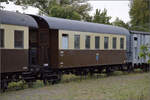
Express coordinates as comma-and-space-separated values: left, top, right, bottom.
0, 11, 38, 90
1, 10, 149, 92
31, 15, 128, 69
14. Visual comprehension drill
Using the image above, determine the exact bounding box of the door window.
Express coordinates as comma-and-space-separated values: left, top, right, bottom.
62, 34, 69, 49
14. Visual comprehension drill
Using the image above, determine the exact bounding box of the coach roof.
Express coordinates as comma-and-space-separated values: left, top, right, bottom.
130, 31, 150, 35
0, 10, 38, 28
41, 16, 129, 35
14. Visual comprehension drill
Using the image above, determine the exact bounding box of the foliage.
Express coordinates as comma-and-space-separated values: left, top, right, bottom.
129, 0, 150, 32
139, 45, 150, 63
50, 0, 91, 20
1, 0, 91, 20
84, 15, 93, 22
1, 73, 150, 100
92, 9, 111, 24
112, 17, 130, 29
50, 5, 81, 20
1, 0, 112, 24
130, 23, 150, 32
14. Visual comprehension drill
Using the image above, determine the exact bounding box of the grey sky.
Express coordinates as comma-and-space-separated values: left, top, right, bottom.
1, 1, 130, 22
88, 1, 130, 22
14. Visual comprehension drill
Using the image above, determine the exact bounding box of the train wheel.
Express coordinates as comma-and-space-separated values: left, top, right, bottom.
148, 64, 150, 72
142, 64, 149, 72
145, 64, 150, 72
89, 69, 94, 77
27, 81, 34, 88
43, 78, 48, 85
0, 79, 8, 93
49, 74, 62, 85
127, 64, 134, 73
56, 72, 62, 83
146, 64, 150, 72
106, 67, 113, 76
0, 81, 3, 93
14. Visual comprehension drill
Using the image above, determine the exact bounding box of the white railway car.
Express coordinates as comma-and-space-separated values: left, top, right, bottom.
130, 31, 150, 65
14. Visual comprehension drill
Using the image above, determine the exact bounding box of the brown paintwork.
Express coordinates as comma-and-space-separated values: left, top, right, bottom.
30, 15, 50, 65
0, 49, 2, 73
0, 49, 28, 73
57, 50, 126, 69
49, 29, 59, 67
30, 15, 59, 67
28, 15, 127, 70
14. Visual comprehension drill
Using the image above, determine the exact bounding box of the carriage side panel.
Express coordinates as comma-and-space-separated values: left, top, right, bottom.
0, 24, 29, 73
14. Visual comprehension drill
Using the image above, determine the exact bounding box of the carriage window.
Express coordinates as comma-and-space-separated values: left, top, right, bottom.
0, 29, 4, 48
85, 35, 90, 49
62, 34, 69, 49
120, 38, 124, 49
134, 37, 137, 41
95, 36, 100, 49
14, 30, 24, 48
112, 37, 117, 49
104, 37, 109, 49
74, 35, 80, 49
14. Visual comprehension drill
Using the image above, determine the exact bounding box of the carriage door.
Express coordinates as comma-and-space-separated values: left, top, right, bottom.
30, 16, 50, 66
38, 29, 50, 65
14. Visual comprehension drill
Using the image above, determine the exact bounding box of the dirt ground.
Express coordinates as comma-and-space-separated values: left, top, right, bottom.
0, 72, 150, 100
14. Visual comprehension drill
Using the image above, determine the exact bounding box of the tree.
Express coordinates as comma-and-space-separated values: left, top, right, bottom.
112, 17, 130, 29
84, 15, 93, 22
139, 45, 150, 64
1, 0, 91, 20
129, 0, 150, 32
93, 9, 111, 24
50, 5, 81, 20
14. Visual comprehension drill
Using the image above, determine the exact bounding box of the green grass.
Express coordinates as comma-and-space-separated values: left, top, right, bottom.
0, 71, 150, 100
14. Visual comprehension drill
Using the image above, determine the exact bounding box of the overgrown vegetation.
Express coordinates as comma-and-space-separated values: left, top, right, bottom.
140, 45, 150, 63
1, 70, 150, 100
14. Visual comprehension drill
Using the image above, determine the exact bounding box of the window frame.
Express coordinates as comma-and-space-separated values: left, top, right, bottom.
0, 29, 4, 48
104, 37, 109, 50
95, 36, 100, 49
120, 37, 124, 49
62, 34, 69, 49
14, 30, 24, 48
74, 35, 80, 49
85, 35, 90, 49
112, 37, 117, 49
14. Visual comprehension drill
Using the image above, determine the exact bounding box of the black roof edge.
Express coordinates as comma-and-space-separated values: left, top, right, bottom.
130, 30, 150, 35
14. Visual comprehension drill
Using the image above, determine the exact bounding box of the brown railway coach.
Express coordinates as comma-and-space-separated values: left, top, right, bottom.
0, 11, 38, 74
30, 15, 129, 69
